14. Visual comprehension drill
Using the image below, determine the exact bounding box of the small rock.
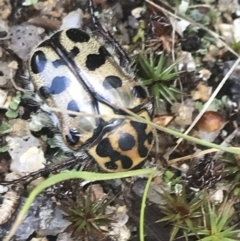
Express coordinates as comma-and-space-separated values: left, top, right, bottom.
9, 25, 44, 61
208, 44, 220, 58
131, 179, 169, 205
209, 189, 223, 204
131, 7, 144, 19
5, 119, 46, 176
131, 179, 147, 197
109, 225, 130, 241
7, 137, 46, 175
61, 8, 83, 29
179, 163, 189, 175
171, 102, 194, 126
148, 183, 170, 205
108, 205, 130, 241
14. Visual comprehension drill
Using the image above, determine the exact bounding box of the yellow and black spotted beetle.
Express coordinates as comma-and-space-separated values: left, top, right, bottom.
30, 0, 154, 173
4, 0, 154, 184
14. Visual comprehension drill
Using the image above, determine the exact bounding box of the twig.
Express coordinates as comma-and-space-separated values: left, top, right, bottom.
168, 148, 219, 165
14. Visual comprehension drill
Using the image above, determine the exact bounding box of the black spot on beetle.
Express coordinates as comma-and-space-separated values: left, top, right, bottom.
118, 132, 136, 151
147, 132, 153, 145
66, 29, 90, 43
31, 50, 47, 74
52, 59, 64, 68
104, 161, 118, 170
67, 100, 80, 117
68, 46, 80, 59
130, 121, 151, 158
49, 31, 62, 45
103, 76, 122, 89
65, 129, 80, 146
138, 144, 148, 157
39, 86, 51, 99
38, 39, 51, 48
49, 76, 70, 94
104, 155, 133, 170
86, 54, 105, 70
132, 86, 147, 99
118, 156, 133, 169
96, 138, 113, 157
99, 46, 111, 57
86, 46, 110, 71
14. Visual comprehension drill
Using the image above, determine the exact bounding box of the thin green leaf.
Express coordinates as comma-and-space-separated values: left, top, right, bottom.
151, 85, 161, 105
142, 78, 154, 85
169, 86, 185, 94
217, 207, 232, 231
160, 72, 181, 81
159, 88, 173, 104
160, 84, 177, 101
138, 55, 155, 78
155, 52, 166, 76
149, 52, 155, 68
170, 226, 180, 241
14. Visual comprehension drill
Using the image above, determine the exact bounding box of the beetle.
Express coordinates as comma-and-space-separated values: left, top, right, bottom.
27, 0, 154, 173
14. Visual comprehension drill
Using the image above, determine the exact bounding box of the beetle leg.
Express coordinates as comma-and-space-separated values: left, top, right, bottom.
88, 0, 130, 68
0, 157, 80, 186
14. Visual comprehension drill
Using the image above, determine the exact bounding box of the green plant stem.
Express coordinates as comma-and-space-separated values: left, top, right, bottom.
140, 169, 155, 241
46, 106, 240, 155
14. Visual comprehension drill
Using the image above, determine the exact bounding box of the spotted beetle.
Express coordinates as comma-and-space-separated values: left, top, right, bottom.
28, 0, 154, 172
